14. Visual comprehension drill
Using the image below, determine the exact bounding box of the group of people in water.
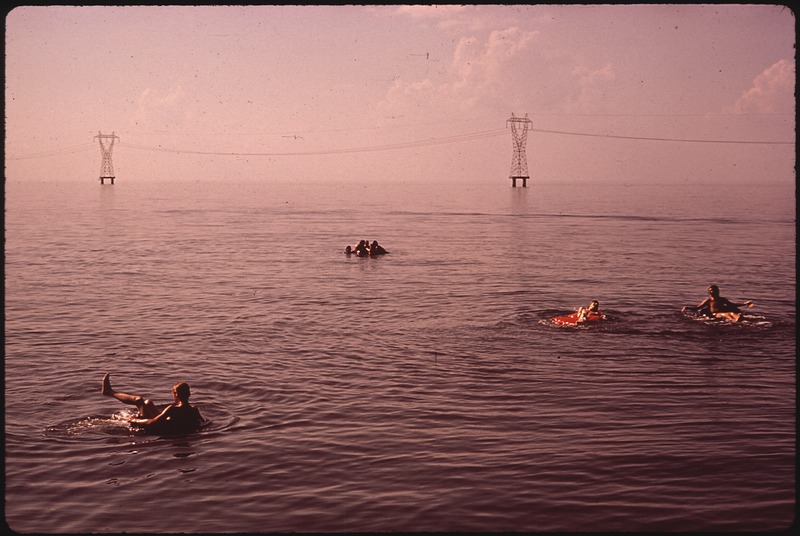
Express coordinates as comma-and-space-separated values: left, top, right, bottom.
573, 284, 754, 325
101, 284, 754, 436
345, 239, 388, 257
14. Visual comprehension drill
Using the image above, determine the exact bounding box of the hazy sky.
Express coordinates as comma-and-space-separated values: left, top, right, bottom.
4, 4, 795, 184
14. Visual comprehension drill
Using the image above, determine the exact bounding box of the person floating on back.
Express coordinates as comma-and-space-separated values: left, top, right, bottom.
682, 284, 754, 323
102, 373, 205, 434
576, 300, 605, 322
551, 299, 605, 325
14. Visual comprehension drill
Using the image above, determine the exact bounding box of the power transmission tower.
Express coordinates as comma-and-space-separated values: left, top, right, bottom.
506, 113, 532, 187
95, 132, 119, 184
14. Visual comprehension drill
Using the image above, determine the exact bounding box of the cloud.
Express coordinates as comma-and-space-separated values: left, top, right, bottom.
565, 63, 616, 113
132, 85, 193, 131
375, 26, 539, 122
732, 59, 795, 114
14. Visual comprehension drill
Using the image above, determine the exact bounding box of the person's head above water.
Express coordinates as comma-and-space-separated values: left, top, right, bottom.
172, 381, 191, 403
708, 284, 720, 297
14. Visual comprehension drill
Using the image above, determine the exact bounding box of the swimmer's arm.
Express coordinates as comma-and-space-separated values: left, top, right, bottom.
722, 297, 754, 309
682, 298, 709, 312
130, 405, 174, 427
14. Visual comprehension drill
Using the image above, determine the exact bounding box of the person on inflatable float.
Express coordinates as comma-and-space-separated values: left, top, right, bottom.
682, 284, 753, 323
577, 300, 605, 322
102, 373, 205, 434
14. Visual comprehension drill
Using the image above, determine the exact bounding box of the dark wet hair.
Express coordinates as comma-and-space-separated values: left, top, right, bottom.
173, 382, 191, 402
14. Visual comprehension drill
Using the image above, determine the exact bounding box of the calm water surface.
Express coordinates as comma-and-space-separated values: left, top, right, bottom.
4, 178, 796, 533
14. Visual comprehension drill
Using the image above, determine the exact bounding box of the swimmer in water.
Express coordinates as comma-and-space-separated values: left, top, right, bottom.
682, 284, 754, 323
369, 240, 388, 256
102, 373, 205, 434
354, 240, 369, 256
576, 300, 605, 322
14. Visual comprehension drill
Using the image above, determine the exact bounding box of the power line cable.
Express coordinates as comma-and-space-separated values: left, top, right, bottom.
528, 127, 795, 145
119, 128, 510, 157
7, 124, 794, 161
119, 126, 794, 157
7, 142, 96, 160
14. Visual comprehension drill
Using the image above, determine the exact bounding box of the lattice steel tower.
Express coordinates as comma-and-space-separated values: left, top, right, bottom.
95, 131, 119, 184
506, 113, 532, 187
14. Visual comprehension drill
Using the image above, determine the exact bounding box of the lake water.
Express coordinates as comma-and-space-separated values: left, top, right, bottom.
4, 178, 795, 533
